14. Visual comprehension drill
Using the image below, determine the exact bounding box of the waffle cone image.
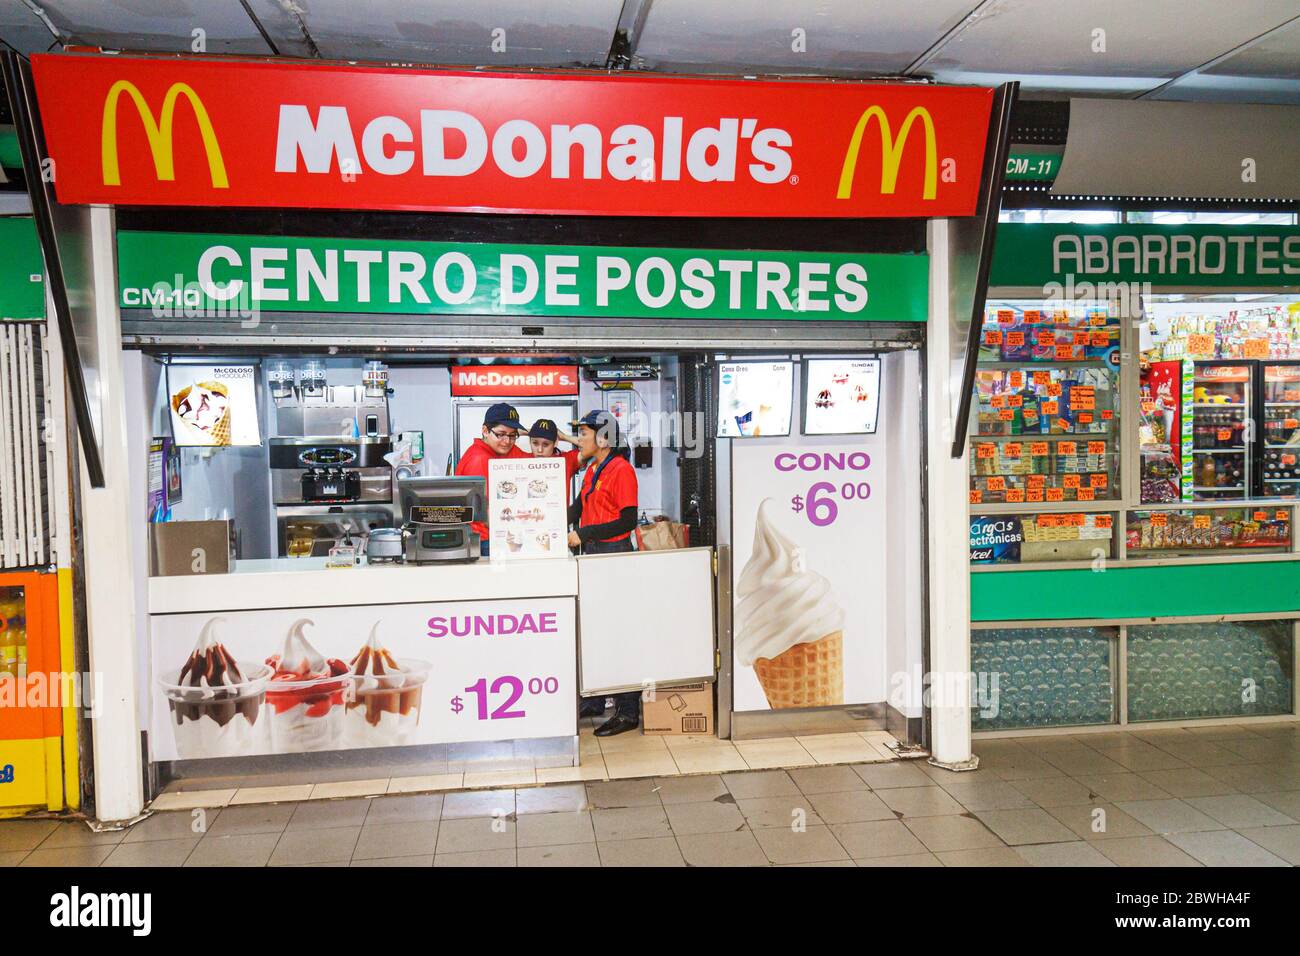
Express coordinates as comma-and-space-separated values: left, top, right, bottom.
753, 630, 843, 709
209, 405, 232, 446
172, 380, 232, 446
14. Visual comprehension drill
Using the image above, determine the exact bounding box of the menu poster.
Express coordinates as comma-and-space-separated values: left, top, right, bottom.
147, 437, 183, 520
487, 457, 567, 561
717, 361, 794, 437
803, 357, 882, 435
166, 364, 261, 446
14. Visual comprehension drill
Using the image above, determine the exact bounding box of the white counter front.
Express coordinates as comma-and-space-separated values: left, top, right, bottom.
148, 557, 578, 615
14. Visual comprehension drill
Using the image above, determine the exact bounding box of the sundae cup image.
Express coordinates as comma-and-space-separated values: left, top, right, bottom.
343, 623, 430, 748
735, 499, 845, 709
507, 530, 524, 552
498, 480, 518, 499
171, 380, 231, 446
264, 619, 350, 752
158, 618, 271, 758
536, 532, 552, 551
500, 507, 514, 522
815, 388, 834, 409
527, 479, 548, 498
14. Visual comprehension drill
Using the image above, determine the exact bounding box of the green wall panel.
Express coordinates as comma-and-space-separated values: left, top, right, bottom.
972, 561, 1300, 622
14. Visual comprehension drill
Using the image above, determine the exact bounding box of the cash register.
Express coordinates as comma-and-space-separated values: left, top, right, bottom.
397, 476, 486, 563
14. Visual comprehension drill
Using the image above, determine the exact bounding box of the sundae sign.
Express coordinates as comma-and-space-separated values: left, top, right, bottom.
32, 54, 992, 217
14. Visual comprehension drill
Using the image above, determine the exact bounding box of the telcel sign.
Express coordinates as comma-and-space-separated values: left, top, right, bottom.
32, 54, 992, 218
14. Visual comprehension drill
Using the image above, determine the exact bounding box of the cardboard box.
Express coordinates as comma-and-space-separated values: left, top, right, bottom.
642, 682, 714, 736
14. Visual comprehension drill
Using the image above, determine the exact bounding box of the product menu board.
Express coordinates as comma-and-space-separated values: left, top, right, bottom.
717, 361, 793, 437
166, 364, 261, 447
487, 458, 568, 560
803, 358, 882, 435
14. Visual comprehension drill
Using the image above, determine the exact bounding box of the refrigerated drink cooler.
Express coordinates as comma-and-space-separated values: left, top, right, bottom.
1260, 363, 1300, 499
1187, 362, 1252, 502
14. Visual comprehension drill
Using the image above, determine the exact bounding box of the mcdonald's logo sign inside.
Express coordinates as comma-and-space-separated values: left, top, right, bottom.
837, 106, 936, 202
101, 80, 228, 189
34, 53, 991, 217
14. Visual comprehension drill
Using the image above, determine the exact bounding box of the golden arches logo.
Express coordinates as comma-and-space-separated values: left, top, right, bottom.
101, 80, 229, 188
837, 106, 936, 201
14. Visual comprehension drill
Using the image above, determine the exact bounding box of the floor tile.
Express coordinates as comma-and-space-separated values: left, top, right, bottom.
934, 846, 1027, 867
1183, 794, 1296, 829
668, 747, 750, 774
435, 817, 515, 854
20, 844, 115, 867
796, 734, 879, 765
805, 789, 895, 824
518, 843, 601, 867
676, 830, 769, 867
1043, 803, 1154, 841
830, 820, 929, 859
1072, 773, 1173, 803
1135, 768, 1240, 798
1235, 825, 1300, 865
440, 789, 516, 819
856, 852, 942, 866
653, 775, 728, 805
1253, 790, 1300, 822
585, 778, 663, 809
664, 801, 747, 835
1165, 830, 1290, 867
852, 762, 933, 789
935, 779, 1036, 812
0, 820, 58, 852
736, 796, 823, 829
269, 827, 360, 865
591, 806, 671, 841
789, 766, 869, 794
752, 824, 848, 864
150, 789, 236, 810
37, 822, 127, 849
353, 821, 441, 859
229, 785, 314, 805
536, 763, 608, 784
735, 739, 816, 770
387, 773, 464, 794
0, 850, 29, 865
364, 794, 444, 825
877, 786, 965, 818
974, 808, 1079, 846
722, 770, 800, 800
903, 814, 1003, 853
603, 751, 680, 779
1114, 799, 1228, 834
434, 848, 517, 867
1015, 841, 1113, 867
979, 750, 1066, 781
1091, 835, 1203, 867
350, 855, 434, 867
204, 804, 294, 838
103, 837, 200, 866
185, 833, 280, 867
1008, 776, 1095, 807
598, 836, 686, 867
286, 799, 371, 831
515, 784, 589, 815
462, 769, 538, 789
308, 779, 389, 800
1088, 744, 1188, 772
1037, 749, 1128, 775
124, 810, 216, 843
516, 811, 595, 848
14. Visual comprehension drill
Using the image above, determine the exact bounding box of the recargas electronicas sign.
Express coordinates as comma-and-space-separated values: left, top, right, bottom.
31, 54, 992, 218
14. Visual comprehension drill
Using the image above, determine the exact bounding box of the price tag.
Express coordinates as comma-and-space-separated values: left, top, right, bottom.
1041, 400, 1059, 415
969, 489, 982, 504
990, 394, 1007, 408
1033, 371, 1051, 386
1193, 514, 1211, 529
1090, 473, 1108, 488
1047, 383, 1062, 397
1056, 418, 1072, 432
1087, 441, 1106, 455
1077, 413, 1093, 424
1089, 313, 1108, 327
1008, 395, 1024, 408
1026, 489, 1044, 502
997, 310, 1016, 326
984, 330, 1003, 345
1077, 487, 1095, 501
1282, 454, 1297, 466
1006, 489, 1025, 503
1217, 429, 1232, 441
1101, 409, 1114, 420
1004, 443, 1023, 458
1095, 515, 1113, 529
1186, 333, 1214, 356
1030, 441, 1050, 455
1009, 371, 1024, 387
1245, 338, 1270, 359
1023, 310, 1042, 324
1285, 419, 1299, 429
1254, 510, 1268, 521
1058, 441, 1077, 455
977, 443, 995, 459
1037, 515, 1060, 528
998, 409, 1015, 421
1090, 331, 1110, 348
1276, 510, 1289, 521
1055, 344, 1076, 361
1067, 513, 1087, 526
1141, 401, 1156, 413
1006, 331, 1026, 347
1073, 331, 1090, 346
1150, 513, 1168, 527
1063, 474, 1082, 489
1070, 387, 1095, 409
1038, 331, 1056, 347
986, 476, 1006, 491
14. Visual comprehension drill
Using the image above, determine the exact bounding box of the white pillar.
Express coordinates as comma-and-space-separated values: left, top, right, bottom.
80, 204, 145, 820
925, 219, 977, 770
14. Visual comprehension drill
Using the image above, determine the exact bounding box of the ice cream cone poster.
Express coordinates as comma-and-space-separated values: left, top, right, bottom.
717, 361, 793, 437
731, 434, 888, 711
166, 364, 261, 446
150, 598, 576, 759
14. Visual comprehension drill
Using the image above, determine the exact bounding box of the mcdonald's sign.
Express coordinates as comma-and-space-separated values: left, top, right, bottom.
32, 53, 992, 218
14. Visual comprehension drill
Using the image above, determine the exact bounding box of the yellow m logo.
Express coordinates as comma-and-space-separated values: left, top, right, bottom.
101, 81, 229, 188
837, 105, 936, 201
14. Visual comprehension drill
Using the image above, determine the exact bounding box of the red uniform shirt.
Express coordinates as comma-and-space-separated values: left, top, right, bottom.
578, 452, 638, 542
455, 438, 530, 538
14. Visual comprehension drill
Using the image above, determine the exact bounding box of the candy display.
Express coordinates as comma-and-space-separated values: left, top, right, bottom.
1126, 509, 1291, 555
343, 623, 431, 748
265, 619, 350, 752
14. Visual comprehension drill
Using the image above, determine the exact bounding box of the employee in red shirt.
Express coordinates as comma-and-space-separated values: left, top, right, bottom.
454, 402, 530, 554
568, 410, 641, 736
527, 418, 582, 500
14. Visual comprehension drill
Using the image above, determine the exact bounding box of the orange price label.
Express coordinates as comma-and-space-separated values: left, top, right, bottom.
1023, 310, 1042, 324
1070, 387, 1095, 408
1009, 371, 1024, 387
1058, 441, 1077, 455
1095, 515, 1113, 529
1032, 372, 1051, 386
998, 409, 1015, 421
1285, 419, 1299, 429
986, 476, 1006, 491
1029, 441, 1050, 455
1055, 344, 1077, 361
977, 443, 995, 459
990, 394, 1007, 408
1038, 331, 1056, 347
1186, 333, 1214, 356
1026, 489, 1045, 502
1254, 510, 1268, 521
1006, 331, 1026, 347
1277, 510, 1290, 521
1037, 515, 1060, 528
1008, 395, 1024, 408
1245, 338, 1269, 359
1073, 331, 1090, 346
1005, 489, 1025, 503
996, 311, 1016, 326
984, 330, 1003, 345
1090, 473, 1108, 488
1056, 418, 1072, 431
1090, 332, 1110, 347
1089, 314, 1108, 326
1076, 487, 1095, 501
1141, 401, 1156, 413
1194, 514, 1211, 529
969, 489, 982, 504
1282, 454, 1297, 466
1047, 383, 1062, 397
1150, 513, 1168, 527
1087, 441, 1106, 455
1066, 514, 1086, 527
1005, 443, 1023, 458
1026, 475, 1046, 489
1063, 474, 1082, 489
1077, 413, 1094, 424
1217, 429, 1232, 441
1040, 401, 1059, 416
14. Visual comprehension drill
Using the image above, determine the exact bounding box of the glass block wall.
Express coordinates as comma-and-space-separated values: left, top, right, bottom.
971, 627, 1117, 731
1127, 621, 1294, 722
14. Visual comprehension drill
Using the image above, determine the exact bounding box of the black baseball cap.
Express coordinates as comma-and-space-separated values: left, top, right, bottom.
574, 409, 620, 444
529, 418, 559, 441
483, 402, 521, 430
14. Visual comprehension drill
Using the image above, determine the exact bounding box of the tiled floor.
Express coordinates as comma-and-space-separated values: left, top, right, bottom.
7, 721, 1300, 866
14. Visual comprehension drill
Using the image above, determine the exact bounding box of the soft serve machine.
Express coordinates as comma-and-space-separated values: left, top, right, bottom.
268, 360, 397, 557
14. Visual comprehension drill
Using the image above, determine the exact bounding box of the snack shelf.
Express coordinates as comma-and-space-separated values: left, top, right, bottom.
1193, 485, 1245, 491
1192, 447, 1246, 453
1189, 402, 1246, 408
1266, 402, 1300, 407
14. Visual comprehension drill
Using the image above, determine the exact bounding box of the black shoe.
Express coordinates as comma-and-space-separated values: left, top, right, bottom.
578, 699, 606, 718
594, 714, 639, 737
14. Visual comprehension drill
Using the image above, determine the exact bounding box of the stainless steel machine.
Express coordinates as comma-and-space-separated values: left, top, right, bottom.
397, 476, 486, 563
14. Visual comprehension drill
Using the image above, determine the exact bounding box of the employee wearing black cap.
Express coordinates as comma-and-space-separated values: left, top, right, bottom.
526, 418, 582, 494
569, 410, 641, 736
454, 402, 530, 553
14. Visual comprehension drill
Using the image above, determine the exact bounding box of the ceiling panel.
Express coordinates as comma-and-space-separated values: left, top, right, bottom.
923, 0, 1300, 81
0, 0, 56, 54
1204, 17, 1300, 79
245, 0, 621, 65
635, 0, 976, 74
31, 0, 273, 54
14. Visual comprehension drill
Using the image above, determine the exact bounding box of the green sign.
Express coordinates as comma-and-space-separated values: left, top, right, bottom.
0, 218, 46, 321
991, 223, 1300, 288
116, 231, 927, 323
1003, 148, 1062, 182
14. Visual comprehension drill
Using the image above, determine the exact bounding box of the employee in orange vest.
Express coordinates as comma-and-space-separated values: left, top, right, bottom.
526, 418, 582, 499
454, 402, 530, 555
568, 410, 641, 736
